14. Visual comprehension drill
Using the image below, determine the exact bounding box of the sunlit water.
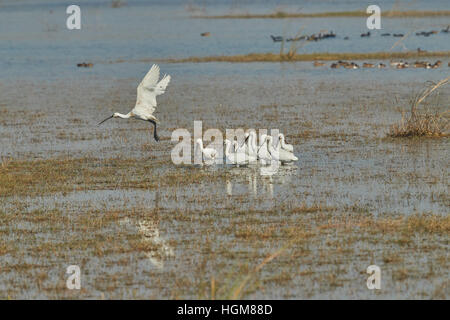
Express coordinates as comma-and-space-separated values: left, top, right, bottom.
1, 0, 449, 80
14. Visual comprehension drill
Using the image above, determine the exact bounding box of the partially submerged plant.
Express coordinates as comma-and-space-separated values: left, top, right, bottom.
388, 77, 449, 137
111, 0, 126, 8
0, 157, 11, 170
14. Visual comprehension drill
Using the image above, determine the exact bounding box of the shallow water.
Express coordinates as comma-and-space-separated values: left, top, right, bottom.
1, 0, 450, 80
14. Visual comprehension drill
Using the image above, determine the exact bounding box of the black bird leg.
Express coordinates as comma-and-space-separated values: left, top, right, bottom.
148, 119, 160, 142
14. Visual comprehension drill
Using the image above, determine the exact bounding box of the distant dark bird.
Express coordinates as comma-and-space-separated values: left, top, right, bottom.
330, 63, 339, 68
270, 35, 283, 42
432, 60, 442, 68
393, 33, 404, 37
77, 62, 93, 68
396, 62, 409, 69
381, 33, 390, 36
200, 32, 211, 37
360, 31, 370, 37
343, 36, 349, 40
441, 26, 449, 33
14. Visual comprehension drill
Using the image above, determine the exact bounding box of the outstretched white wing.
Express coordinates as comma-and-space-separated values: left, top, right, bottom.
133, 64, 171, 118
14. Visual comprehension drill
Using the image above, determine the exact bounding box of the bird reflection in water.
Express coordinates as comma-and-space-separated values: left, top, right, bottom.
226, 163, 296, 197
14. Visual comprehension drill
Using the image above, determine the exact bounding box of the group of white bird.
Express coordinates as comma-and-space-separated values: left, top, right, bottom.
98, 64, 299, 167
195, 131, 298, 166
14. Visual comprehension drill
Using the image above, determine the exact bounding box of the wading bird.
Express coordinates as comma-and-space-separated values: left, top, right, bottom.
195, 139, 217, 163
98, 64, 171, 142
257, 134, 272, 165
278, 133, 294, 152
267, 136, 298, 163
223, 140, 255, 165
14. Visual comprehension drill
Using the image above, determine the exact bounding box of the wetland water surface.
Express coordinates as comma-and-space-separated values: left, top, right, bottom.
0, 0, 449, 299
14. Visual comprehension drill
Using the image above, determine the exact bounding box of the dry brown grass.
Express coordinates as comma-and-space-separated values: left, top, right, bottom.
389, 77, 449, 137
111, 0, 126, 8
161, 51, 450, 63
0, 157, 225, 197
201, 211, 449, 299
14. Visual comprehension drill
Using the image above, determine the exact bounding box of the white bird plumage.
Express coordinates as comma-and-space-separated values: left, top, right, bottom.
195, 139, 217, 163
257, 134, 272, 164
246, 131, 258, 160
267, 135, 298, 162
224, 139, 256, 165
98, 64, 171, 142
278, 133, 294, 152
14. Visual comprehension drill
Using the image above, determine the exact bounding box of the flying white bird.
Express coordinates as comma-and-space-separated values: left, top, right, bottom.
98, 64, 171, 142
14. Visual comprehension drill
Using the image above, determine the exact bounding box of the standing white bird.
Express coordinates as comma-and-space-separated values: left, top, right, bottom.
257, 134, 272, 164
233, 141, 257, 164
246, 131, 258, 160
224, 140, 255, 165
195, 139, 217, 163
98, 64, 171, 142
278, 133, 294, 152
267, 135, 298, 162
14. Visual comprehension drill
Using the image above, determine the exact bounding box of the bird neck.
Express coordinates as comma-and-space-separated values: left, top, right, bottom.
279, 136, 286, 148
250, 133, 257, 152
196, 140, 203, 151
224, 142, 231, 156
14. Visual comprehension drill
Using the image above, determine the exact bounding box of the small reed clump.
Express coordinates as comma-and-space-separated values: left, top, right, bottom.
111, 1, 126, 8
389, 77, 449, 137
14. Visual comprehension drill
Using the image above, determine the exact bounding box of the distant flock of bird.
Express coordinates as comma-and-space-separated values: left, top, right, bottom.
271, 26, 449, 42
314, 60, 446, 69
195, 132, 298, 166
271, 31, 336, 42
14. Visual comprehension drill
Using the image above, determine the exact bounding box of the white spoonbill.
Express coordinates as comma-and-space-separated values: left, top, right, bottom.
246, 131, 258, 159
267, 135, 298, 162
195, 139, 217, 163
98, 64, 171, 142
278, 133, 294, 152
257, 134, 272, 165
234, 141, 257, 164
224, 140, 255, 165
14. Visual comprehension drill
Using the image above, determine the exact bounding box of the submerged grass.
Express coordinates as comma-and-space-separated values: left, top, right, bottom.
192, 10, 450, 19
389, 77, 449, 138
162, 51, 450, 63
198, 211, 449, 299
0, 157, 226, 197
